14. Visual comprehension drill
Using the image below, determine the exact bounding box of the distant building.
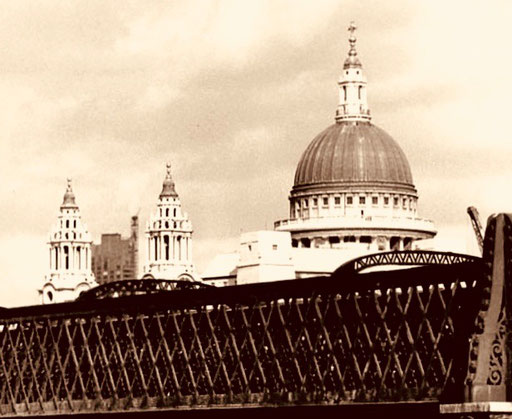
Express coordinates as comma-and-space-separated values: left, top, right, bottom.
143, 163, 196, 280
39, 179, 97, 304
91, 216, 139, 285
202, 23, 436, 286
202, 230, 379, 286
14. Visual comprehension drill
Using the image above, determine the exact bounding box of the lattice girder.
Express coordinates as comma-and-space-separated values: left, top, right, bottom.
0, 257, 487, 414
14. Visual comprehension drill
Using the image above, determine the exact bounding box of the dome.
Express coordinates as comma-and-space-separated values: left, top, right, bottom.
293, 121, 416, 193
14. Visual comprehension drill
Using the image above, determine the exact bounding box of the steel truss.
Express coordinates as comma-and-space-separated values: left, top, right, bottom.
0, 257, 484, 415
333, 250, 481, 277
78, 279, 212, 301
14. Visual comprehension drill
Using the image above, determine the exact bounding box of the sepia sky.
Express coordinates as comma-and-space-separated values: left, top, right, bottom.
1, 0, 511, 307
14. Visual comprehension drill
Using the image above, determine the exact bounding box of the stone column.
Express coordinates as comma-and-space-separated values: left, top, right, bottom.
370, 236, 377, 251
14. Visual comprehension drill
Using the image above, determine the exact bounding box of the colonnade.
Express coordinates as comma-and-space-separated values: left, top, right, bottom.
147, 234, 191, 263
293, 235, 414, 251
49, 244, 90, 271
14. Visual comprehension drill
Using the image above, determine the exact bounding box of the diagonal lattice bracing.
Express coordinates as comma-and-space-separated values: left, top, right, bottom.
0, 258, 485, 414
333, 250, 481, 277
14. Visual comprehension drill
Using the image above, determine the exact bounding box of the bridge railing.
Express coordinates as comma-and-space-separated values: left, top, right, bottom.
0, 265, 485, 414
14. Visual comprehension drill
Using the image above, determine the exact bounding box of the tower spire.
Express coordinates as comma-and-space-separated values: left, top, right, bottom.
159, 163, 178, 199
344, 21, 361, 69
61, 178, 78, 209
335, 21, 371, 122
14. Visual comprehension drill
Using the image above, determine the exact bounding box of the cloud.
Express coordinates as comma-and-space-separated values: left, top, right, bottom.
1, 1, 512, 305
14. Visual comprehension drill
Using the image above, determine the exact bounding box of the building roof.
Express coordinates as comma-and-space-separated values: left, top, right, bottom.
293, 121, 415, 193
201, 252, 239, 279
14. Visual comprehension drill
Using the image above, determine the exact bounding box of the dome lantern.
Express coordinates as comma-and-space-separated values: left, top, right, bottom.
61, 178, 78, 209
159, 163, 178, 199
335, 22, 371, 122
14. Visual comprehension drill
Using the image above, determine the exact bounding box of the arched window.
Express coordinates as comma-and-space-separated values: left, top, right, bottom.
55, 247, 59, 270
64, 246, 69, 270
66, 220, 69, 228
160, 208, 162, 217
358, 85, 363, 99
390, 237, 400, 250
343, 86, 347, 101
77, 247, 81, 269
166, 208, 169, 217
164, 236, 170, 260
73, 220, 76, 228
154, 238, 158, 261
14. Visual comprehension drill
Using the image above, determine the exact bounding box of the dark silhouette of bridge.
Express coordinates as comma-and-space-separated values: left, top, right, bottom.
1, 214, 511, 418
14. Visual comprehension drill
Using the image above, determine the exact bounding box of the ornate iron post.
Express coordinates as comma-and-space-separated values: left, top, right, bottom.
465, 214, 509, 402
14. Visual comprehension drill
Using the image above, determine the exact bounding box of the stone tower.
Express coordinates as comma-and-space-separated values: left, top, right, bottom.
144, 163, 196, 280
40, 179, 97, 304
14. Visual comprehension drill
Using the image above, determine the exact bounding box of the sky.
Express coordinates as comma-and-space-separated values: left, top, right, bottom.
1, 0, 511, 307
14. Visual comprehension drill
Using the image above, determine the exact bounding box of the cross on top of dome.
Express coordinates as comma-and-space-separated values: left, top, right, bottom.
344, 21, 361, 69
348, 21, 356, 40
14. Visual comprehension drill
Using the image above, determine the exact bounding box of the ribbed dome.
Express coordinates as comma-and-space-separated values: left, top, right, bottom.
294, 121, 415, 192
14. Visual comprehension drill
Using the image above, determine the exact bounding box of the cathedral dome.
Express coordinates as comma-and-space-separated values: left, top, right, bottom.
274, 22, 436, 250
293, 121, 415, 193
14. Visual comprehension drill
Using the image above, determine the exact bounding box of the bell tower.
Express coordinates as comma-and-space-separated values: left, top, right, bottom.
144, 163, 196, 280
39, 179, 97, 304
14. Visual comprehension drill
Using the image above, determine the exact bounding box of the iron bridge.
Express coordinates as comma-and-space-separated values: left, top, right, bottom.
1, 214, 512, 418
